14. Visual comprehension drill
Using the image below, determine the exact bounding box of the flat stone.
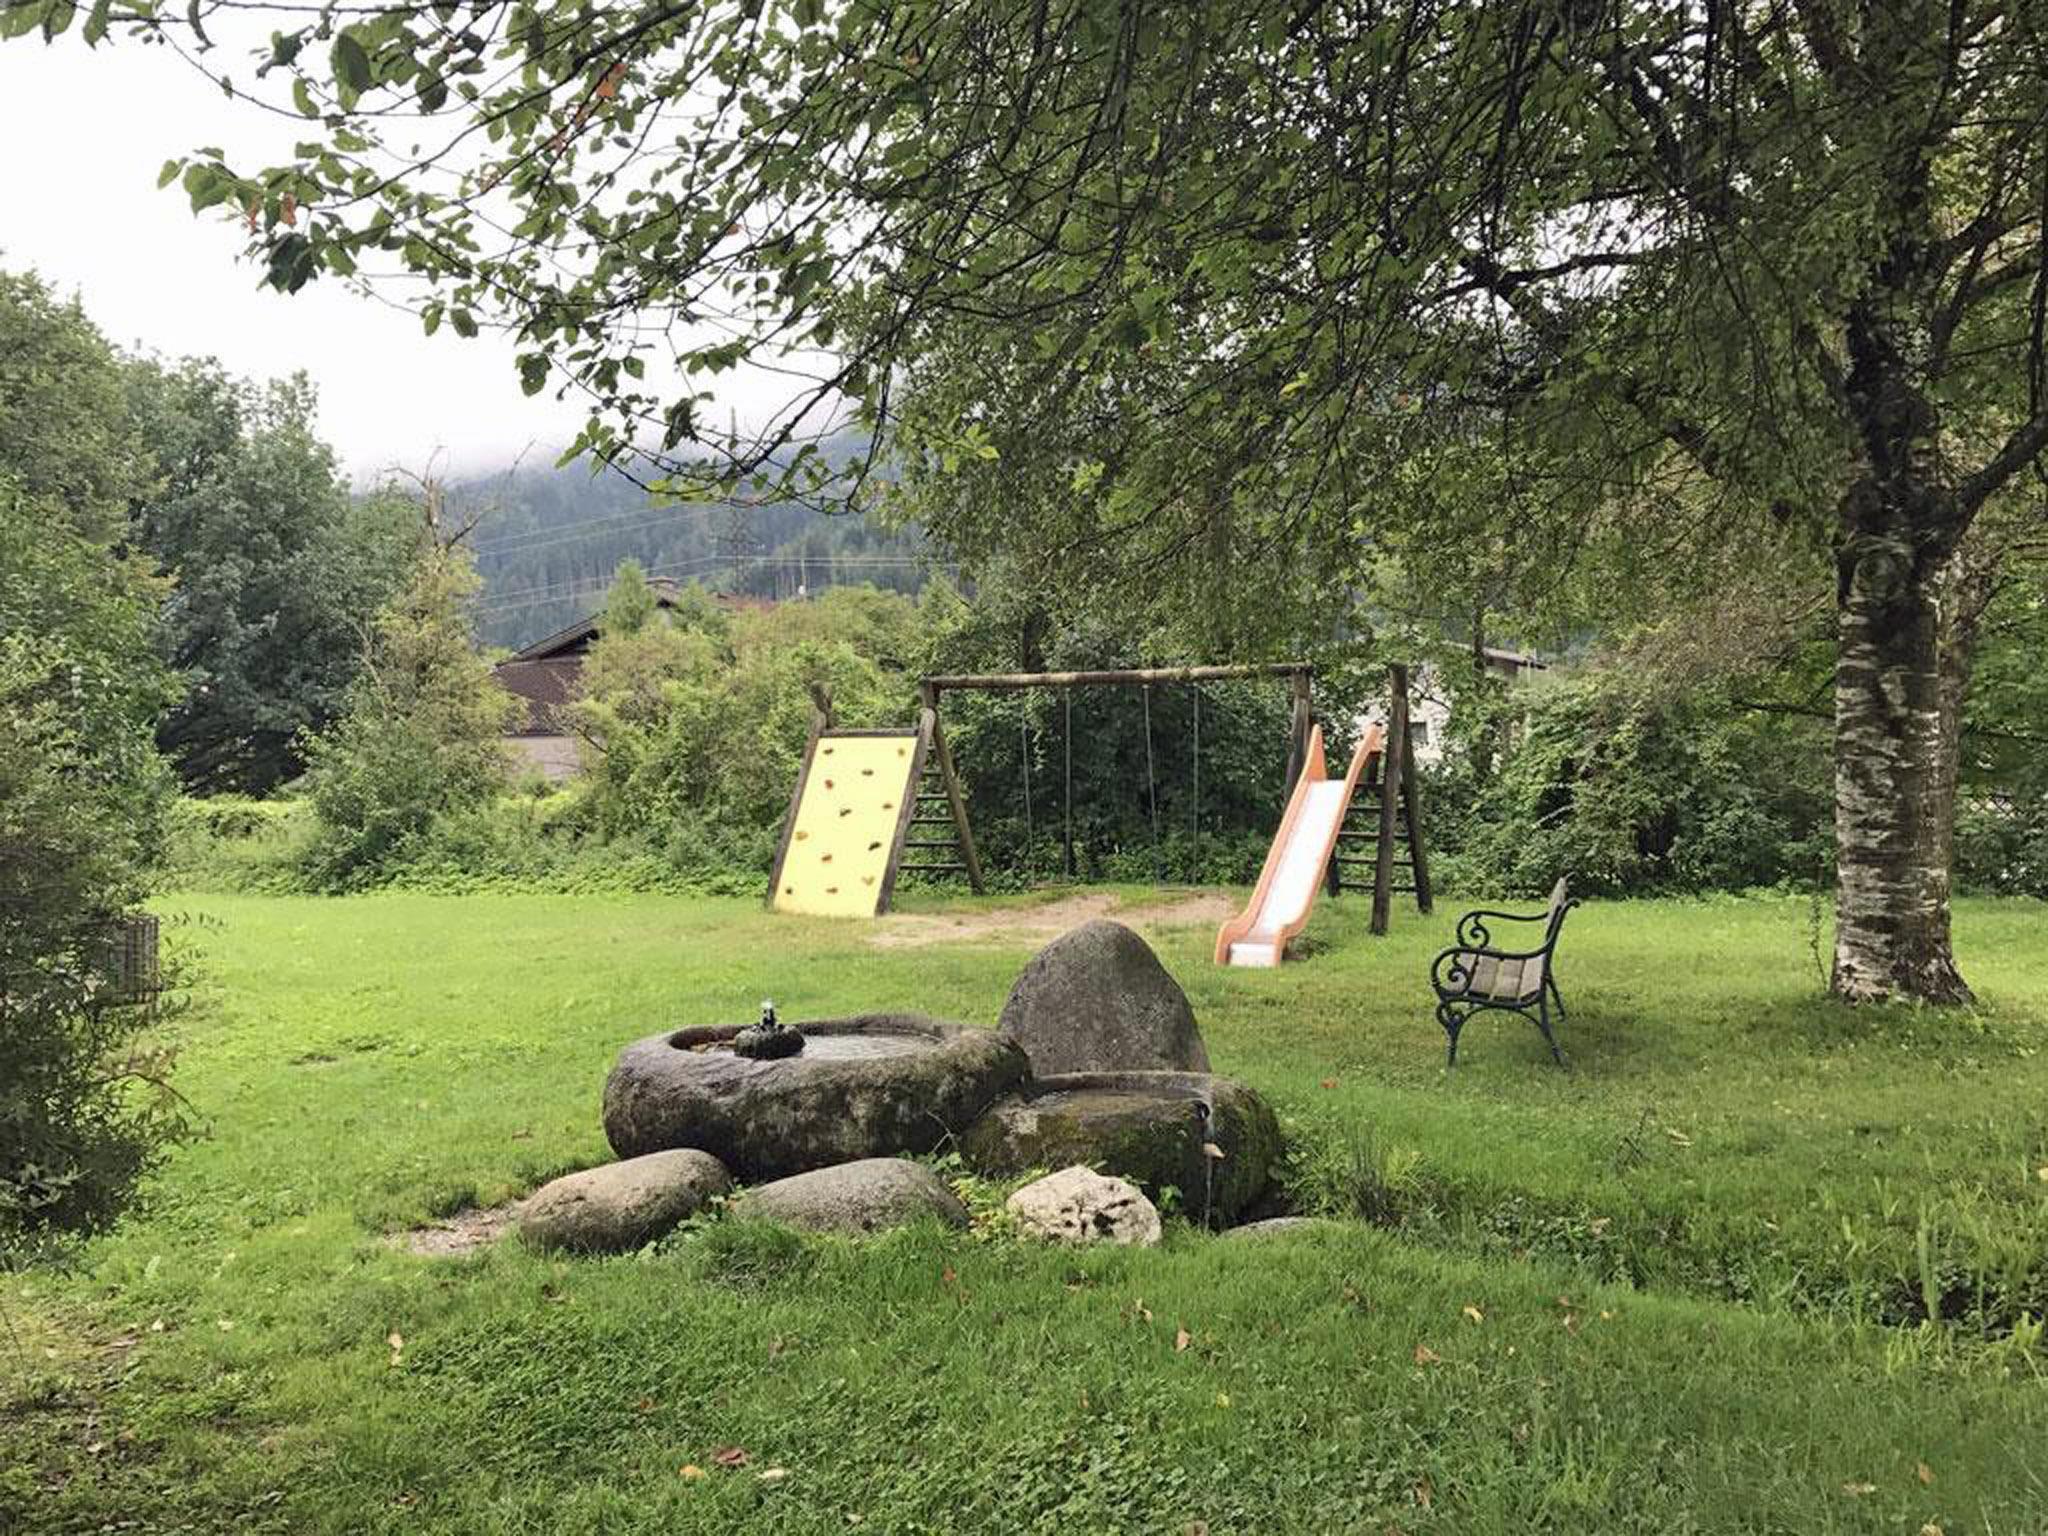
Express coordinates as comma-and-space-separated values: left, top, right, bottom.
1223, 1217, 1329, 1240
740, 1157, 967, 1235
518, 1149, 731, 1254
602, 1014, 1029, 1181
1005, 1165, 1161, 1247
961, 1071, 1280, 1226
997, 921, 1209, 1077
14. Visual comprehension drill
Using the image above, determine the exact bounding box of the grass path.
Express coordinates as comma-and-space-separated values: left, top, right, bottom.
6, 888, 2048, 1532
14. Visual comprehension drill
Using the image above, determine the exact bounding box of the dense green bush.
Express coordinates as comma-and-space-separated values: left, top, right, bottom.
1426, 674, 1833, 898
1, 480, 188, 1263
1955, 793, 2048, 898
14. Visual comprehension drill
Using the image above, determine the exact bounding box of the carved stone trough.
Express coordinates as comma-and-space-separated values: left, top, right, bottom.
603, 1014, 1028, 1182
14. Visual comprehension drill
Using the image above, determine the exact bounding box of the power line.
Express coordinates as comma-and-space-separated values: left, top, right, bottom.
475, 555, 954, 617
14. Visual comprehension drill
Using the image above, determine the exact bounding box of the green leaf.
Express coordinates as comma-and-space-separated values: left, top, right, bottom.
156, 158, 183, 190
450, 309, 478, 339
517, 354, 549, 396
332, 31, 372, 94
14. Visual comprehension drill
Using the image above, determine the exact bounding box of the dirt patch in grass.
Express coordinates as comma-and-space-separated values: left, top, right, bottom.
870, 889, 1238, 948
393, 1202, 522, 1258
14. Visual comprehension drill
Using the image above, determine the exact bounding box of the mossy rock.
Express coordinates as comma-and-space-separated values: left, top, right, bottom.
959, 1071, 1281, 1226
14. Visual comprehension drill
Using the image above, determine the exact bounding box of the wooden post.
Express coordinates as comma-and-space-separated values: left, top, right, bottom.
1370, 670, 1407, 936
919, 681, 985, 894
1063, 689, 1075, 878
1396, 663, 1434, 914
1281, 669, 1314, 801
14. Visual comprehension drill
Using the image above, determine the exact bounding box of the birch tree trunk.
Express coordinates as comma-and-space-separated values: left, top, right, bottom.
1831, 514, 1972, 1003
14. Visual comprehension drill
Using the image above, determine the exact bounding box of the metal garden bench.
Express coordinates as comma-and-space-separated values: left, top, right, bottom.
1430, 876, 1577, 1067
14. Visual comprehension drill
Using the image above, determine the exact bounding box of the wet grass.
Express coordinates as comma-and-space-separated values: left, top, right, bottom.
5, 886, 2047, 1533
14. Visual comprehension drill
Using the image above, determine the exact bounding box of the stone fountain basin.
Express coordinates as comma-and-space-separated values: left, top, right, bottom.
603, 1014, 1029, 1181
959, 1071, 1281, 1226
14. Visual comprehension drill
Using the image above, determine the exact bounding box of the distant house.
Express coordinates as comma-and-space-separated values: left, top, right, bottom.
1361, 646, 1547, 768
492, 578, 714, 783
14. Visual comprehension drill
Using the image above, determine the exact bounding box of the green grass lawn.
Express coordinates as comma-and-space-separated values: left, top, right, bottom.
6, 887, 2048, 1533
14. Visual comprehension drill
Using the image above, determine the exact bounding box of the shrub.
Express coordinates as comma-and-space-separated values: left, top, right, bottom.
1427, 673, 1832, 897
299, 536, 519, 890
1, 481, 189, 1263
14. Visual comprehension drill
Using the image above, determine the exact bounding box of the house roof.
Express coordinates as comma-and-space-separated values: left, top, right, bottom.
493, 656, 582, 736
507, 576, 698, 662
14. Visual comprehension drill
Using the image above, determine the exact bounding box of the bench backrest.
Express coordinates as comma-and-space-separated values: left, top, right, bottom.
1540, 876, 1573, 953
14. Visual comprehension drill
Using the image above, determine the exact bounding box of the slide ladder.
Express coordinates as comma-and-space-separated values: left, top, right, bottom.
1214, 723, 1382, 967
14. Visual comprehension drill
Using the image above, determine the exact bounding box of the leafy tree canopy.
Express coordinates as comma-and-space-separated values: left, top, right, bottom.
125, 359, 418, 793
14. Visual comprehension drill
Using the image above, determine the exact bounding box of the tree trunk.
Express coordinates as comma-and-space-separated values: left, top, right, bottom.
1831, 509, 1973, 1004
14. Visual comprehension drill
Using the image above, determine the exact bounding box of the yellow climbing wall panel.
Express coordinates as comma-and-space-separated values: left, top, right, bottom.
773, 733, 922, 917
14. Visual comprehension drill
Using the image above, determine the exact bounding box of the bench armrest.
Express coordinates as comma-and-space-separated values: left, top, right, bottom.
1455, 908, 1547, 949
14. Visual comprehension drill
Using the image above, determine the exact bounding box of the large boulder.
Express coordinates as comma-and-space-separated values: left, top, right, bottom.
603, 1014, 1029, 1181
740, 1158, 968, 1235
960, 1071, 1280, 1226
1006, 1165, 1161, 1247
518, 1149, 731, 1253
997, 921, 1209, 1077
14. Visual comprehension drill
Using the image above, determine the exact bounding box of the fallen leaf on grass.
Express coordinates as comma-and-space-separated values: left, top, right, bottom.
712, 1446, 750, 1468
1413, 1344, 1441, 1366
758, 1467, 789, 1483
1462, 1305, 1484, 1324
1917, 1462, 1934, 1486
679, 1465, 705, 1480
1320, 1078, 1337, 1089
216, 1319, 235, 1332
1214, 1392, 1230, 1408
1412, 1477, 1434, 1510
1175, 1326, 1191, 1353
1841, 1481, 1876, 1496
387, 1331, 404, 1366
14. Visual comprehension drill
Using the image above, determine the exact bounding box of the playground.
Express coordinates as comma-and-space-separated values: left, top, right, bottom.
8, 885, 2047, 1532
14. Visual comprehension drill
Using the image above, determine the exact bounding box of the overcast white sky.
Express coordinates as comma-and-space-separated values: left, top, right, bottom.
0, 35, 792, 483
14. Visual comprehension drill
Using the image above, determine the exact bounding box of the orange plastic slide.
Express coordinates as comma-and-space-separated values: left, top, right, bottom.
1214, 723, 1382, 967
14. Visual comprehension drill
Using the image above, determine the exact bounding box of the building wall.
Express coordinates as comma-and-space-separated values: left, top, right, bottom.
508, 734, 583, 784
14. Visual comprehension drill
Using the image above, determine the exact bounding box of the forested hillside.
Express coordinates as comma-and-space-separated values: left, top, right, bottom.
456, 442, 935, 651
